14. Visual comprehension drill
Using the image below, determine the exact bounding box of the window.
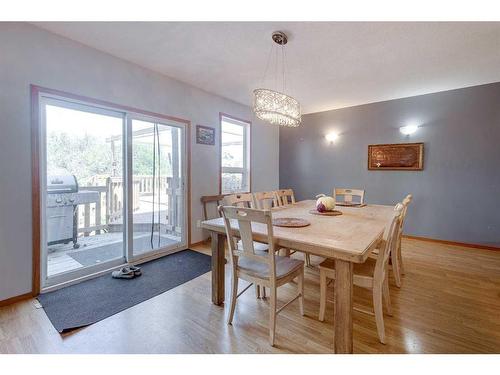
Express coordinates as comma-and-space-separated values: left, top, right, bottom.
220, 115, 250, 194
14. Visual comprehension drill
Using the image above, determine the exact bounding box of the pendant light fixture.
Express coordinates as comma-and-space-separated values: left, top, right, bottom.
253, 31, 301, 127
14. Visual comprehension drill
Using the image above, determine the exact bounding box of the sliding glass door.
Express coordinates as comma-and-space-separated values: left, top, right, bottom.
39, 92, 188, 290
41, 98, 126, 287
129, 117, 186, 260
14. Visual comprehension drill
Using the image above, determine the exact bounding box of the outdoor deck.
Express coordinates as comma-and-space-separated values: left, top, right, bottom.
46, 174, 184, 278
47, 231, 181, 276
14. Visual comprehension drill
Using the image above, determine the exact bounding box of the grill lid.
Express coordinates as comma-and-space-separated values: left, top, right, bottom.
47, 175, 78, 193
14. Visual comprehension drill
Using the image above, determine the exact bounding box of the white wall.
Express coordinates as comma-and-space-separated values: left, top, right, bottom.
0, 23, 279, 301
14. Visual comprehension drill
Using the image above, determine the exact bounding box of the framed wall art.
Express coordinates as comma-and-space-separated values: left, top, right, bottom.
196, 125, 215, 145
368, 143, 424, 171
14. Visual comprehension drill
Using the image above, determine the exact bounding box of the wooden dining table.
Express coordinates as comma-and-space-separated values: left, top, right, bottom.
200, 199, 395, 353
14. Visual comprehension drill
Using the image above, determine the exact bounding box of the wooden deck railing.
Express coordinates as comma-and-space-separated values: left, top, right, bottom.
78, 175, 180, 237
166, 177, 182, 234
79, 185, 107, 236
135, 175, 168, 195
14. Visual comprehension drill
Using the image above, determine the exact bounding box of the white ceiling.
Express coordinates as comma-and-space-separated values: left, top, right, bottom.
33, 22, 500, 114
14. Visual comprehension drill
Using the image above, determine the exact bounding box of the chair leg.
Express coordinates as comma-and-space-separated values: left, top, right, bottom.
373, 285, 386, 344
255, 284, 261, 299
284, 248, 291, 257
298, 272, 305, 316
269, 286, 277, 346
382, 275, 393, 316
318, 271, 327, 321
305, 253, 311, 267
391, 247, 402, 288
227, 273, 238, 325
262, 286, 267, 298
399, 242, 405, 275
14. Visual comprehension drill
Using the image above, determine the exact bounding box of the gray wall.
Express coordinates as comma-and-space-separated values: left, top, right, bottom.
280, 83, 500, 247
0, 23, 279, 301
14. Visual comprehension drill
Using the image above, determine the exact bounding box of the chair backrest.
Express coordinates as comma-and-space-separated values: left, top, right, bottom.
253, 191, 278, 210
373, 203, 403, 281
200, 194, 226, 220
401, 194, 412, 229
274, 189, 296, 206
218, 205, 276, 281
223, 193, 256, 208
395, 194, 412, 250
333, 188, 365, 204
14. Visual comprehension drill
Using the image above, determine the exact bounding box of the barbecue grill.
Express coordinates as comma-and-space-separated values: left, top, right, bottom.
46, 175, 100, 249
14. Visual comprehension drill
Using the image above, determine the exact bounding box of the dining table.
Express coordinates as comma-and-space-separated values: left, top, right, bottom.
200, 199, 396, 353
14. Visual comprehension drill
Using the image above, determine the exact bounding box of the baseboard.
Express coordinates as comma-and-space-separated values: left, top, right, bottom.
189, 239, 210, 248
403, 235, 500, 251
0, 291, 34, 307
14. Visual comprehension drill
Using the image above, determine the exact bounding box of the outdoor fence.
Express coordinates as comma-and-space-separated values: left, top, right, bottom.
78, 175, 180, 237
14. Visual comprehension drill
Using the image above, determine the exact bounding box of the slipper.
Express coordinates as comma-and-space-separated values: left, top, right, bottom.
129, 265, 142, 277
112, 267, 135, 279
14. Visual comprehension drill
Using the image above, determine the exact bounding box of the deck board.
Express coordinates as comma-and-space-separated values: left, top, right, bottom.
47, 232, 181, 276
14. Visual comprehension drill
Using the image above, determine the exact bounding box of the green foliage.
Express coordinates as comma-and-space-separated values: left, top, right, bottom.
47, 132, 115, 183
47, 132, 172, 185
133, 143, 171, 176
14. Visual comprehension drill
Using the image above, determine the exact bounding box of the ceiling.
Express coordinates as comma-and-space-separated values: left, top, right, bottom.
33, 22, 500, 114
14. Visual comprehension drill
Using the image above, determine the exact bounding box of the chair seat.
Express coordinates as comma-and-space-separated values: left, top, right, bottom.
238, 255, 304, 280
319, 257, 377, 278
237, 240, 269, 252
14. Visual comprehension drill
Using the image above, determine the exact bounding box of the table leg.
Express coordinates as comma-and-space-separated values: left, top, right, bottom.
211, 232, 226, 305
334, 259, 354, 353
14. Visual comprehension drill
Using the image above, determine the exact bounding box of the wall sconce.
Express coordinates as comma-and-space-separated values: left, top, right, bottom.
325, 132, 338, 143
399, 124, 419, 135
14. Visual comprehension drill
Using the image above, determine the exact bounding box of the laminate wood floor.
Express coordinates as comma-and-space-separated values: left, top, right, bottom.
1, 238, 499, 353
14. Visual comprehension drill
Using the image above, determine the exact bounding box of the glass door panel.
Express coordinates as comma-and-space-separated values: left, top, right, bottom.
43, 99, 125, 285
131, 118, 184, 258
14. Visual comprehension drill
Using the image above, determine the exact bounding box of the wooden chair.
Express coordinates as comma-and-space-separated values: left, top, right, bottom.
333, 188, 365, 204
273, 189, 311, 265
223, 193, 269, 298
274, 189, 296, 206
222, 193, 255, 208
255, 191, 297, 296
318, 203, 403, 344
219, 205, 305, 346
253, 191, 291, 297
253, 191, 279, 210
223, 193, 266, 253
392, 194, 412, 287
369, 194, 412, 288
200, 194, 226, 220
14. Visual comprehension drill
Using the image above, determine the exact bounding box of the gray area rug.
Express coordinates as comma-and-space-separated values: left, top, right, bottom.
37, 250, 211, 333
68, 234, 177, 266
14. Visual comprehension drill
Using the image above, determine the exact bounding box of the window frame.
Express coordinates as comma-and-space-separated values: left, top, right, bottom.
219, 112, 251, 195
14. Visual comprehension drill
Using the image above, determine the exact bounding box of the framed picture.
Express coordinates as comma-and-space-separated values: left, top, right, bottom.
196, 125, 215, 145
368, 143, 424, 171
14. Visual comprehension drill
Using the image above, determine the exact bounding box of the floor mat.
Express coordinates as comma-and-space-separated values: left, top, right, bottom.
37, 249, 211, 333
